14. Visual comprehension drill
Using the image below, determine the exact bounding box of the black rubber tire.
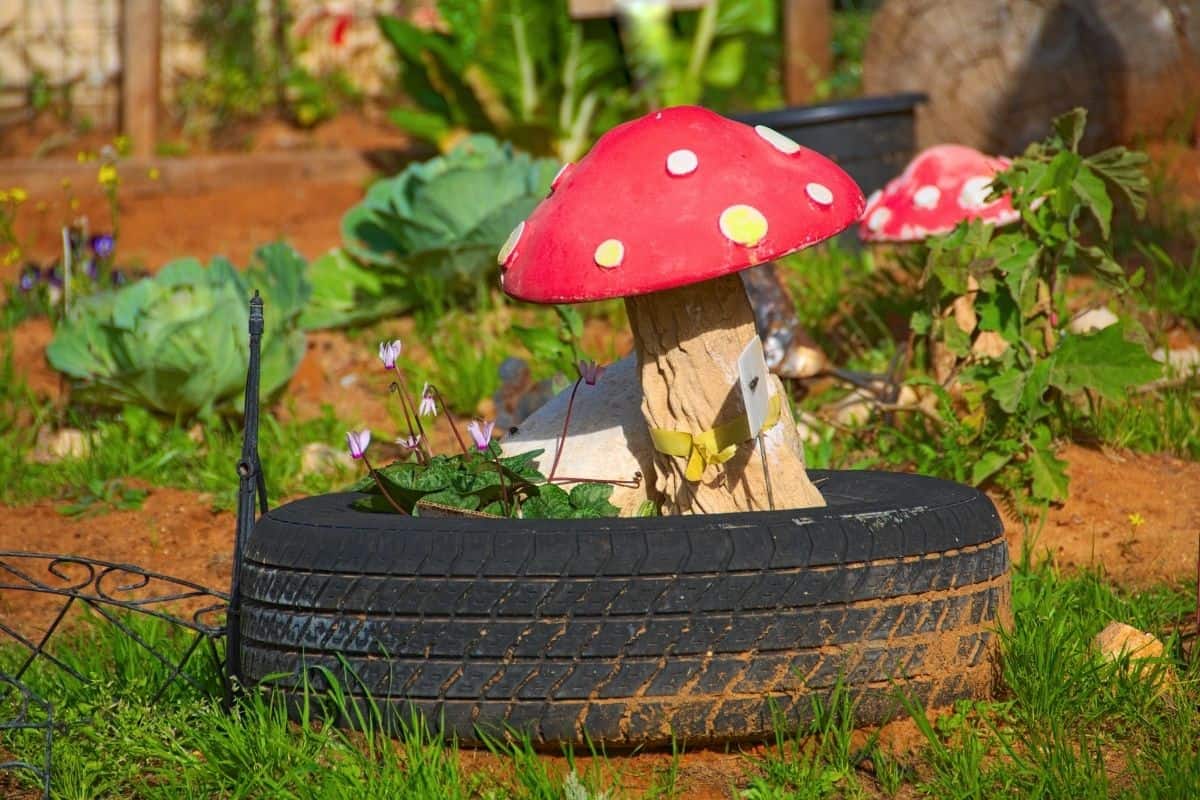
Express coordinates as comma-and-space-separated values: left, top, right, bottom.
238, 469, 1009, 746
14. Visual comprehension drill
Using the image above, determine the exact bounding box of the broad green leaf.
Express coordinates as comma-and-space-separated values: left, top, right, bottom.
1049, 324, 1161, 401
987, 369, 1026, 414
1052, 107, 1088, 152
970, 451, 1013, 486
1028, 427, 1068, 502
1072, 166, 1112, 239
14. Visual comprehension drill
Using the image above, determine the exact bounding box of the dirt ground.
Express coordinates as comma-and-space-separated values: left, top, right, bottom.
2, 116, 1200, 796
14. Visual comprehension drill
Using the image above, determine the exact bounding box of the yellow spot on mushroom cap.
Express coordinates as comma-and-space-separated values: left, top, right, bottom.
594, 238, 625, 268
755, 125, 801, 155
497, 221, 524, 265
719, 205, 768, 246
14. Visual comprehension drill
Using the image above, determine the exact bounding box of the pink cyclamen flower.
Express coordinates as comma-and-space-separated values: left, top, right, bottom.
419, 383, 437, 416
397, 434, 421, 452
578, 359, 605, 386
378, 340, 402, 370
345, 429, 371, 459
467, 419, 495, 451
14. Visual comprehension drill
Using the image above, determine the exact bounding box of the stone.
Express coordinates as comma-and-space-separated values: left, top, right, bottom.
29, 427, 90, 464
501, 355, 653, 516
1152, 345, 1200, 376
1068, 307, 1119, 335
1093, 621, 1164, 661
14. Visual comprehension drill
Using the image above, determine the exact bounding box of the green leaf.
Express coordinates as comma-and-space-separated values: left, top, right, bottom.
1072, 166, 1112, 239
1028, 427, 1068, 502
1049, 323, 1161, 401
970, 450, 1013, 486
909, 309, 932, 335
1052, 108, 1087, 152
987, 369, 1026, 415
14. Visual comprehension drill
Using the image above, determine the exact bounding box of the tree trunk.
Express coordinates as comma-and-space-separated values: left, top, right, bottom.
864, 0, 1200, 154
625, 274, 825, 515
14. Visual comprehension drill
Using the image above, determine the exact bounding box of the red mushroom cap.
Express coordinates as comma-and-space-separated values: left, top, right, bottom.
858, 144, 1019, 243
498, 106, 865, 304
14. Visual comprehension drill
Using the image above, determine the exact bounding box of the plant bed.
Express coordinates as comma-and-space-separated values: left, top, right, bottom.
237, 469, 1009, 747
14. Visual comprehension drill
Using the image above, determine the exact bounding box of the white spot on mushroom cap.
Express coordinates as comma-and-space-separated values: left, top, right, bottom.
666, 149, 698, 176
913, 185, 941, 210
868, 207, 892, 232
864, 189, 882, 211
594, 238, 625, 269
755, 125, 801, 155
497, 221, 524, 265
958, 176, 993, 209
719, 204, 768, 246
806, 182, 834, 206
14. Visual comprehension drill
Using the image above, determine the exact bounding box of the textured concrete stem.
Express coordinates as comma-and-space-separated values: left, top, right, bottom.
625, 274, 825, 514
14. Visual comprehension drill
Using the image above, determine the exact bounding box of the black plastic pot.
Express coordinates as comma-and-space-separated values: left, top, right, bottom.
735, 93, 927, 195
238, 469, 1009, 747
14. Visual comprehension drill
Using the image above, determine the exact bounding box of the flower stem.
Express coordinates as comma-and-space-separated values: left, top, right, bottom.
388, 382, 428, 465
431, 385, 470, 455
491, 451, 512, 517
363, 456, 408, 515
390, 367, 432, 460
547, 378, 582, 482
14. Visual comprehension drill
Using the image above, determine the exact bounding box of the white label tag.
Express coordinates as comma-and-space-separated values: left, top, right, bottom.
738, 337, 770, 439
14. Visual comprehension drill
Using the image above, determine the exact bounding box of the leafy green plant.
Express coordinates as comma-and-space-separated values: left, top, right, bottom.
512, 305, 585, 380
352, 444, 619, 518
897, 109, 1161, 503
378, 0, 629, 160
46, 242, 310, 417
340, 135, 558, 317
56, 478, 148, 517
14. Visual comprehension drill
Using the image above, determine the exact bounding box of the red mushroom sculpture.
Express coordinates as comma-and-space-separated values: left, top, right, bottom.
498, 106, 865, 514
858, 144, 1018, 242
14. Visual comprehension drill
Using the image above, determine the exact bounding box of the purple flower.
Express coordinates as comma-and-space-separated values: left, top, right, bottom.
89, 234, 114, 259
419, 383, 437, 417
83, 258, 99, 280
18, 264, 40, 292
46, 267, 63, 288
397, 434, 422, 452
345, 429, 371, 459
467, 419, 495, 451
578, 359, 605, 386
110, 269, 128, 287
378, 339, 402, 370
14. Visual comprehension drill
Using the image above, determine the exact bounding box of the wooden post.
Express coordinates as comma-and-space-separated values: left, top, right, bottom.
782, 0, 832, 105
120, 0, 161, 158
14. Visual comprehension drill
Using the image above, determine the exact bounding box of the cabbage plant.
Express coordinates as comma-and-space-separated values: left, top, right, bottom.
46, 242, 310, 417
339, 134, 559, 316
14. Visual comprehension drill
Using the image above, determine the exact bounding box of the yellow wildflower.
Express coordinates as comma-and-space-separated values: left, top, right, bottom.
98, 163, 119, 187
1127, 512, 1145, 528
148, 166, 161, 181
9, 187, 27, 203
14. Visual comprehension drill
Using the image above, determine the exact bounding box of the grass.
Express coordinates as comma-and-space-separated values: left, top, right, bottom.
2, 557, 1196, 798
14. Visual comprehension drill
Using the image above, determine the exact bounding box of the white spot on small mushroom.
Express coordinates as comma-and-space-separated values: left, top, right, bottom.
497, 221, 524, 265
868, 207, 892, 232
550, 163, 572, 191
913, 185, 941, 209
719, 205, 768, 246
958, 176, 993, 209
666, 149, 698, 176
754, 125, 801, 155
594, 238, 625, 269
865, 189, 882, 210
806, 182, 834, 206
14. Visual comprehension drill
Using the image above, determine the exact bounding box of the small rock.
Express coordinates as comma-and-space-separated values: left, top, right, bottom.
300, 442, 355, 476
187, 424, 205, 444
29, 427, 90, 463
830, 385, 919, 427
1093, 621, 1164, 663
502, 355, 652, 516
1068, 307, 1119, 334
1151, 346, 1200, 376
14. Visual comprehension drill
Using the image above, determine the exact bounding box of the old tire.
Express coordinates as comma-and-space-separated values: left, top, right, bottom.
237, 470, 1009, 746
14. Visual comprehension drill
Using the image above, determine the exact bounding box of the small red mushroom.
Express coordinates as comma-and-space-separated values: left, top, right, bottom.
858, 144, 1019, 242
500, 106, 864, 514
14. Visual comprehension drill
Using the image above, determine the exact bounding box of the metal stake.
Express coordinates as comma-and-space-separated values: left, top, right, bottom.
757, 431, 776, 511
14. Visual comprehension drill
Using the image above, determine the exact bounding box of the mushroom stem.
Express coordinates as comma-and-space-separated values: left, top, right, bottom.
625, 273, 825, 514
